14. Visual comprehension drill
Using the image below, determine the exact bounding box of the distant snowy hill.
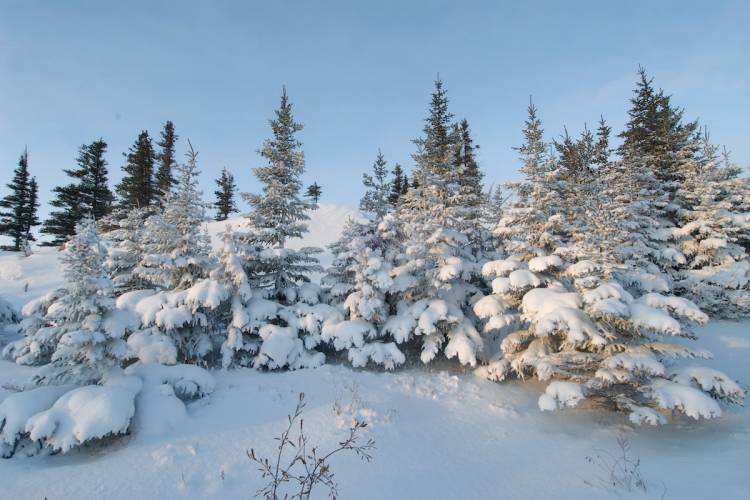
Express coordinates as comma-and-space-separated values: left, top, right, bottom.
0, 203, 360, 309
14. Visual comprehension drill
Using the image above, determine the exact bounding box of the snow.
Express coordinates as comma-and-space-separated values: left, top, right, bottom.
528, 255, 563, 273
0, 385, 74, 453
321, 319, 375, 350
538, 381, 584, 411
481, 257, 526, 278
1, 207, 750, 499
648, 379, 722, 420
347, 342, 405, 370
127, 330, 178, 364
25, 375, 142, 453
0, 325, 748, 499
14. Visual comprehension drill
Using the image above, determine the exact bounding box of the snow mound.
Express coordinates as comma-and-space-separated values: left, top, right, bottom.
0, 385, 74, 455
25, 376, 142, 453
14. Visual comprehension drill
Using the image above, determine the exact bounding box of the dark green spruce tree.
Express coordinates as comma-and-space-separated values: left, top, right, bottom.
0, 149, 40, 251
618, 67, 699, 192
305, 182, 322, 203
155, 121, 178, 201
389, 163, 406, 205
116, 130, 156, 209
214, 167, 238, 221
24, 177, 40, 249
42, 139, 113, 246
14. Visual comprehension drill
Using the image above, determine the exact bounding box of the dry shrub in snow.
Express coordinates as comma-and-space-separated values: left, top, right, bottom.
247, 392, 375, 500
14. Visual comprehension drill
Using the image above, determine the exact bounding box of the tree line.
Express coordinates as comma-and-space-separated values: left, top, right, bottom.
2, 69, 749, 425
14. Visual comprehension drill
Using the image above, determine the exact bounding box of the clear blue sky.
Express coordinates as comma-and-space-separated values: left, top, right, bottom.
1, 0, 748, 220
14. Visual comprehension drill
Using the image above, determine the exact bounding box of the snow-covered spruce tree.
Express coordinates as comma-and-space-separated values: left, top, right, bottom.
672, 132, 750, 317
618, 68, 700, 215
614, 68, 702, 287
321, 218, 361, 305
16, 218, 130, 385
125, 142, 218, 364
475, 121, 745, 424
320, 151, 404, 369
218, 87, 328, 370
242, 87, 322, 300
102, 207, 150, 293
449, 119, 488, 254
382, 78, 485, 367
359, 150, 392, 218
494, 100, 567, 260
134, 141, 212, 291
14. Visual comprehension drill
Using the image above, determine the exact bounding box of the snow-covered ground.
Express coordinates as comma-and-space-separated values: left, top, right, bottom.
0, 204, 748, 499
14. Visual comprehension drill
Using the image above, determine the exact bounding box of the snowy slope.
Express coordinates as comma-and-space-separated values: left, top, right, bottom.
1, 204, 749, 499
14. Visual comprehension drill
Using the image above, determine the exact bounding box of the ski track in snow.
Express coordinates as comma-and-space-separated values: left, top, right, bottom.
1, 205, 749, 499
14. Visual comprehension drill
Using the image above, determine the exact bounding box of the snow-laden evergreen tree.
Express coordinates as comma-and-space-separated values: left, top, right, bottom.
673, 132, 750, 317
618, 67, 700, 223
0, 149, 40, 251
214, 167, 238, 221
155, 120, 178, 201
381, 78, 485, 367
185, 88, 329, 370
134, 141, 212, 291
321, 151, 405, 369
359, 150, 392, 218
11, 218, 129, 385
242, 87, 322, 300
494, 99, 567, 260
116, 130, 156, 210
205, 225, 331, 370
123, 142, 217, 364
449, 119, 487, 254
102, 207, 149, 293
322, 218, 364, 305
42, 139, 113, 246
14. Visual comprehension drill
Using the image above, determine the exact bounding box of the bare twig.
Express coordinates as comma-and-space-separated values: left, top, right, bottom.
248, 392, 376, 499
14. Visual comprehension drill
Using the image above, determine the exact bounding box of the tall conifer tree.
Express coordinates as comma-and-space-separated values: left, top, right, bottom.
0, 149, 40, 251
116, 131, 156, 209
42, 139, 113, 246
156, 121, 178, 200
